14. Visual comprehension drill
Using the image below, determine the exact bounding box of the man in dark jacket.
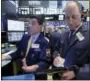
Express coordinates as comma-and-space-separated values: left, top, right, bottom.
2, 16, 51, 80
53, 1, 90, 80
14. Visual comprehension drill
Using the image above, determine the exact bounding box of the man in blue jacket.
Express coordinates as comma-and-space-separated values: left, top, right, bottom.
2, 16, 51, 80
53, 1, 90, 80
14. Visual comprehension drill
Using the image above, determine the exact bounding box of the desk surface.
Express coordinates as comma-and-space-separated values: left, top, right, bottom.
1, 46, 16, 54
2, 47, 17, 67
2, 74, 35, 80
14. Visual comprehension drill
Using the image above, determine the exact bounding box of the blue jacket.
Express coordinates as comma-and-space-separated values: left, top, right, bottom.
10, 33, 51, 72
63, 24, 89, 67
51, 24, 90, 79
53, 24, 89, 67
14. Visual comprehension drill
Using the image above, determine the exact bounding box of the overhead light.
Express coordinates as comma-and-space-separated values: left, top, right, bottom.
29, 1, 40, 6
45, 17, 53, 20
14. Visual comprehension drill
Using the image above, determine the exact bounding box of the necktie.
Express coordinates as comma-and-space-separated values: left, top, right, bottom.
68, 30, 74, 45
69, 30, 75, 40
25, 36, 32, 57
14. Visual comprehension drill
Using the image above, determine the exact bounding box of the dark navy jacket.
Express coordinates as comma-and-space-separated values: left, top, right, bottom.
53, 24, 90, 67
51, 24, 90, 79
63, 24, 89, 67
10, 33, 51, 72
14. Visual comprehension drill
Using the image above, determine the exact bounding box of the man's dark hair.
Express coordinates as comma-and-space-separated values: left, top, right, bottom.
30, 15, 44, 25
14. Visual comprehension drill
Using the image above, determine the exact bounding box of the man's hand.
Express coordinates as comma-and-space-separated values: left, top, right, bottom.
2, 55, 6, 61
22, 58, 27, 67
61, 71, 75, 80
53, 56, 65, 67
22, 65, 39, 72
21, 58, 39, 72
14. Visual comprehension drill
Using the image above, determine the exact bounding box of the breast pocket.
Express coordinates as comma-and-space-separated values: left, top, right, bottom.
75, 40, 88, 51
32, 48, 41, 59
34, 48, 41, 52
75, 41, 89, 64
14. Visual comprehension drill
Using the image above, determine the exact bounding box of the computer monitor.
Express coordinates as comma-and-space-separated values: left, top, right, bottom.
7, 20, 25, 42
7, 32, 24, 42
7, 20, 25, 31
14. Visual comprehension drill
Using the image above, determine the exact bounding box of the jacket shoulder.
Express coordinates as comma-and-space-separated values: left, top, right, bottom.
41, 36, 49, 44
21, 34, 30, 40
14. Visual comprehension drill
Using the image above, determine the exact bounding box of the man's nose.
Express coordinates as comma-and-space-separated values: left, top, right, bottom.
69, 18, 73, 24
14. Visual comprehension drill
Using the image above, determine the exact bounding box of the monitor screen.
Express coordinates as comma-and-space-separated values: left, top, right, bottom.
8, 32, 24, 42
7, 20, 25, 31
58, 15, 64, 20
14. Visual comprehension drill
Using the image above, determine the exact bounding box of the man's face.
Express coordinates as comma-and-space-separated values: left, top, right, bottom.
65, 5, 81, 30
28, 18, 41, 35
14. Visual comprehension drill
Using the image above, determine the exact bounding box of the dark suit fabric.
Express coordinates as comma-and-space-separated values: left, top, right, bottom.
10, 33, 51, 72
52, 24, 90, 80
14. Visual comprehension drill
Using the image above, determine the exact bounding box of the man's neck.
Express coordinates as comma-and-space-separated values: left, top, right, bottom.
70, 22, 82, 35
75, 22, 82, 31
31, 32, 40, 36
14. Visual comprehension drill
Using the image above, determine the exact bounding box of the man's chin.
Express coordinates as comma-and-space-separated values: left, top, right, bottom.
69, 27, 75, 30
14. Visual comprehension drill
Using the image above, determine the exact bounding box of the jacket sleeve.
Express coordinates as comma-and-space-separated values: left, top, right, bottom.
52, 32, 65, 58
75, 48, 90, 80
50, 34, 61, 58
75, 64, 90, 80
37, 39, 51, 71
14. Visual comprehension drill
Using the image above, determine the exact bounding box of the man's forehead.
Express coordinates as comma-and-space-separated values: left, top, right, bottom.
65, 7, 80, 16
65, 14, 79, 17
65, 1, 80, 13
66, 1, 78, 8
29, 18, 38, 22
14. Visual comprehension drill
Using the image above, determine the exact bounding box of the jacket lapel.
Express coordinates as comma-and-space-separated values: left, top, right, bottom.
69, 33, 78, 46
65, 24, 87, 54
66, 35, 78, 53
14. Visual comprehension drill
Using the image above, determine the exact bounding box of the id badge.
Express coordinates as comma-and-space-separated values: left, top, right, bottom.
31, 44, 40, 48
76, 32, 85, 41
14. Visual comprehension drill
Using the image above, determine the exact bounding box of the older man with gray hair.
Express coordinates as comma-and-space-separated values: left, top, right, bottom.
53, 1, 90, 80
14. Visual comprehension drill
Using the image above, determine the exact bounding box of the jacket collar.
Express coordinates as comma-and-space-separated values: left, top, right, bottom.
65, 24, 87, 54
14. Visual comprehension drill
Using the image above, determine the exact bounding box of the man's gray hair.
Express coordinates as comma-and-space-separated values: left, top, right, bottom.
73, 1, 84, 13
65, 1, 84, 13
